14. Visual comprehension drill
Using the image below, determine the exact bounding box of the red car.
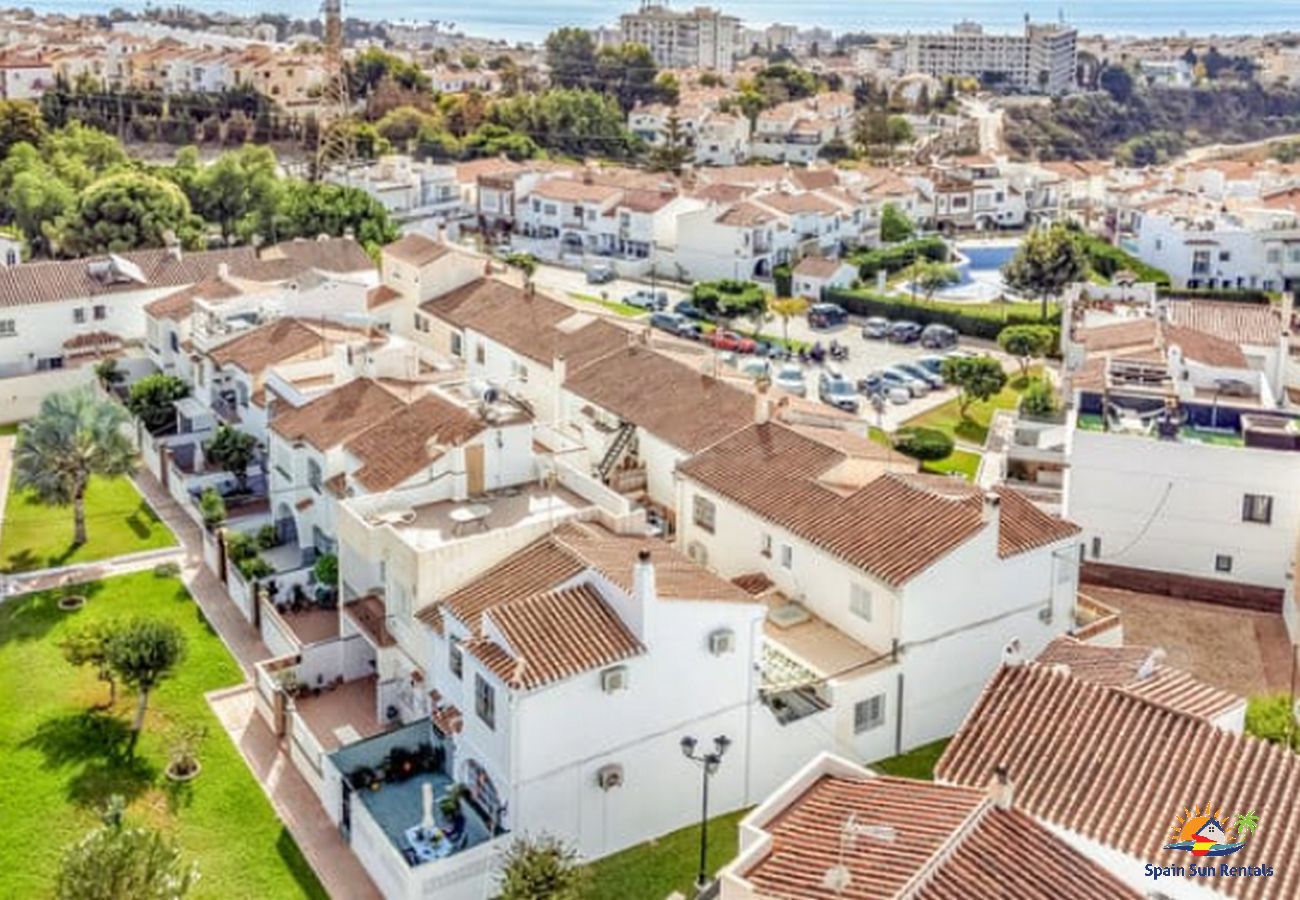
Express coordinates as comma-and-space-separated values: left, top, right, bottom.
708, 330, 758, 353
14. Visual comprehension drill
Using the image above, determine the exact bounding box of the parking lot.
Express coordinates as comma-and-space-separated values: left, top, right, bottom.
530, 260, 1004, 432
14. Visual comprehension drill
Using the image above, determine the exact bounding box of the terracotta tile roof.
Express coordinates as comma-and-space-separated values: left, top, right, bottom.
563, 346, 754, 452
716, 201, 777, 227
0, 246, 257, 309
430, 702, 463, 736
62, 330, 123, 350
429, 521, 751, 634
1077, 318, 1159, 353
692, 183, 751, 204
789, 168, 840, 191
1077, 317, 1248, 368
936, 664, 1300, 900
755, 191, 839, 215
530, 178, 623, 205
617, 188, 677, 214
454, 157, 526, 183
207, 318, 327, 375
144, 276, 243, 321
264, 236, 373, 275
738, 773, 1137, 900
345, 393, 486, 493
365, 284, 402, 309
421, 278, 630, 367
383, 233, 450, 267
467, 583, 644, 690
1166, 300, 1281, 346
679, 423, 1080, 586
269, 378, 404, 451
1036, 636, 1243, 721
792, 256, 851, 279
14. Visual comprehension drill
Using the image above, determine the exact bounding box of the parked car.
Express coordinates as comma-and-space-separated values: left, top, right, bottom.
674, 299, 707, 320
586, 263, 616, 284
624, 289, 669, 310
882, 367, 929, 397
774, 363, 807, 397
895, 361, 944, 389
650, 311, 688, 334
920, 323, 959, 349
709, 330, 758, 353
740, 357, 771, 380
808, 302, 849, 329
857, 372, 883, 395
888, 320, 923, 343
916, 355, 947, 377
818, 369, 860, 412
861, 317, 891, 339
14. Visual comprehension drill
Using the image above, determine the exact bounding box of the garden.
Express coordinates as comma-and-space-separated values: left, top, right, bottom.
0, 570, 325, 898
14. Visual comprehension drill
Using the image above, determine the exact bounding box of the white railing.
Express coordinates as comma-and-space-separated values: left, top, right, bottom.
260, 599, 300, 657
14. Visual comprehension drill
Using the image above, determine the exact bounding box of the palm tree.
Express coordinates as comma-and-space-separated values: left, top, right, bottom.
14, 388, 136, 547
1234, 810, 1260, 839
768, 296, 809, 345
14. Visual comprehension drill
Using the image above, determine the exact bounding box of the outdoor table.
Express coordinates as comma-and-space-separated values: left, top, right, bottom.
448, 503, 492, 535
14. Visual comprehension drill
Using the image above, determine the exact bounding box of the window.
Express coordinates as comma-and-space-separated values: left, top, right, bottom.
1219, 250, 1231, 262
1091, 537, 1102, 559
854, 694, 885, 733
449, 638, 464, 679
780, 545, 793, 569
760, 533, 772, 558
450, 333, 463, 357
1242, 494, 1273, 525
307, 459, 323, 492
474, 674, 495, 730
93, 304, 107, 321
73, 307, 86, 324
0, 318, 15, 337
414, 313, 430, 333
1215, 554, 1233, 573
850, 584, 872, 622
1267, 248, 1282, 265
692, 496, 716, 533
474, 342, 485, 365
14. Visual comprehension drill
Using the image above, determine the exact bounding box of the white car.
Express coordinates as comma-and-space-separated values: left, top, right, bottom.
773, 363, 807, 397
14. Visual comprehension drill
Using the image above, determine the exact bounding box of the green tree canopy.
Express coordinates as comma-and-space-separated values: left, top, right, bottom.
1001, 226, 1089, 319
880, 203, 915, 243
545, 27, 598, 90
204, 425, 258, 492
498, 834, 587, 900
941, 355, 1009, 417
489, 89, 638, 159
997, 324, 1056, 377
692, 279, 768, 324
56, 796, 198, 900
60, 620, 122, 707
0, 98, 46, 159
107, 618, 187, 735
52, 172, 203, 257
14, 388, 136, 546
127, 374, 190, 436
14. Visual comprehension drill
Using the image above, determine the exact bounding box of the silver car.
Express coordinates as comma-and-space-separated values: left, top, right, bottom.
774, 363, 807, 397
885, 365, 930, 397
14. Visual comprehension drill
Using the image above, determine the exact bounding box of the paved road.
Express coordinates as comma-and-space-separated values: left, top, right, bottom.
530, 259, 1009, 432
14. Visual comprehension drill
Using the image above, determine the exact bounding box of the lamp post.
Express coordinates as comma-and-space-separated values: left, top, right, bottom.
681, 734, 731, 894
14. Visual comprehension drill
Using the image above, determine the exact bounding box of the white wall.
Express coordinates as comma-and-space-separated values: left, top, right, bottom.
1066, 426, 1300, 589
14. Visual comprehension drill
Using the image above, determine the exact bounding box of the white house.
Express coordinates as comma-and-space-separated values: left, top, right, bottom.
676, 421, 1084, 761
674, 201, 794, 281
790, 256, 857, 300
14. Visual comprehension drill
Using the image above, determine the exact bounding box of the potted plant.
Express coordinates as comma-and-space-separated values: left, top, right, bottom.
256, 525, 278, 550
439, 784, 465, 821
57, 593, 86, 612
166, 723, 207, 782
349, 766, 374, 791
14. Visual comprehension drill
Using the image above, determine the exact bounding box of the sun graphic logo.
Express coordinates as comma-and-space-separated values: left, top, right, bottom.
1163, 805, 1261, 858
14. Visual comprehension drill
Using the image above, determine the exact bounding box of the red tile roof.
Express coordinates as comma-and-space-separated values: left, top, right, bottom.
466, 583, 644, 690
737, 772, 1139, 900
345, 393, 486, 493
937, 664, 1300, 900
383, 233, 450, 268
269, 378, 404, 451
679, 423, 1080, 586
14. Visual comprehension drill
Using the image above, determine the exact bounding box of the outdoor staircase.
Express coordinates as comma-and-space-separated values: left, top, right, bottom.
596, 421, 636, 482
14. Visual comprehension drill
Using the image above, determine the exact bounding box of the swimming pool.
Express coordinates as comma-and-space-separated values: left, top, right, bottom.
906, 239, 1021, 303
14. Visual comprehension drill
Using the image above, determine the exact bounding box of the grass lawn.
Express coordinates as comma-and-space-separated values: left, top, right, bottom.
921, 449, 981, 481
903, 369, 1039, 447
0, 571, 326, 899
0, 422, 18, 436
568, 291, 647, 318
1, 475, 175, 573
871, 738, 951, 780
586, 808, 749, 899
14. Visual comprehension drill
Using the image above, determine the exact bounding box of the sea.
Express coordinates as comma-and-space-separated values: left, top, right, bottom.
22, 0, 1300, 44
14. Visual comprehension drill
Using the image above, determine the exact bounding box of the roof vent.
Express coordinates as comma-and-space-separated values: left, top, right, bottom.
766, 601, 811, 629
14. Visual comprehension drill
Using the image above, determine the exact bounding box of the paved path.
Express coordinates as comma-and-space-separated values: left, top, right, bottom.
2, 546, 186, 599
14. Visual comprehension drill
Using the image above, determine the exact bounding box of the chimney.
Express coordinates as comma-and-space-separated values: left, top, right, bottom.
217, 262, 230, 280
633, 549, 657, 607
163, 229, 181, 261
981, 491, 1001, 528
1137, 647, 1166, 680
990, 766, 1013, 811
553, 354, 567, 385
754, 381, 771, 425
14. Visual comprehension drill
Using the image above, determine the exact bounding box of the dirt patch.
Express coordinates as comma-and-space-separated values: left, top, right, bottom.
1087, 586, 1294, 697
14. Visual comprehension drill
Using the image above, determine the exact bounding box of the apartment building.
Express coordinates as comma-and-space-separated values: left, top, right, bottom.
903, 20, 1078, 95
0, 50, 53, 100
618, 4, 741, 73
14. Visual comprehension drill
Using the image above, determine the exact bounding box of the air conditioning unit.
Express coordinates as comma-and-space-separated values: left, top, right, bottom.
686, 541, 709, 566
708, 628, 735, 656
600, 665, 629, 693
1038, 606, 1054, 624
596, 763, 624, 791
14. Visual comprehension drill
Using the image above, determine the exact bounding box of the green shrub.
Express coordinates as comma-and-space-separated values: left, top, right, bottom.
313, 553, 339, 587
772, 263, 792, 298
892, 427, 955, 462
850, 237, 949, 280
224, 531, 255, 562
1070, 231, 1171, 286
256, 525, 278, 550
825, 288, 1060, 341
198, 487, 225, 530
1244, 694, 1300, 750
236, 555, 273, 581
1020, 378, 1060, 419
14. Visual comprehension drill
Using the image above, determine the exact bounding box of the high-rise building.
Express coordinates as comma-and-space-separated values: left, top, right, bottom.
618, 4, 741, 73
902, 20, 1077, 94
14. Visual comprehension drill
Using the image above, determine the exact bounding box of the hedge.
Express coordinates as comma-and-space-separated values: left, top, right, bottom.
1158, 287, 1274, 304
1072, 232, 1171, 287
773, 263, 793, 298
824, 288, 1061, 342
849, 237, 949, 280
893, 426, 955, 462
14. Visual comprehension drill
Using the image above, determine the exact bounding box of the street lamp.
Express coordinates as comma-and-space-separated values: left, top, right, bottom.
681, 734, 731, 893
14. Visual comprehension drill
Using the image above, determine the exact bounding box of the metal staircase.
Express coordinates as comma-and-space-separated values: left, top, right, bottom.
596, 421, 636, 481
